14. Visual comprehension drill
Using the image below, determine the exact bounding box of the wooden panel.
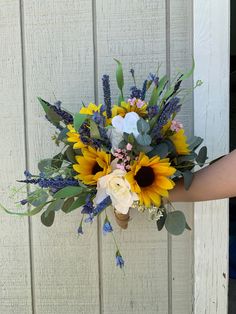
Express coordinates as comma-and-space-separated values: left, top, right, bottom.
22, 1, 99, 313
169, 0, 194, 313
193, 0, 230, 313
95, 1, 169, 313
0, 1, 32, 313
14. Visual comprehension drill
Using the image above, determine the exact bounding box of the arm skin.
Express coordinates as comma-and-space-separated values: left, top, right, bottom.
168, 149, 236, 203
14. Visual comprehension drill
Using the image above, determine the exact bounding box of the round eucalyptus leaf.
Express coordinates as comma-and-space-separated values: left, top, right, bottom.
41, 210, 55, 227
165, 211, 186, 235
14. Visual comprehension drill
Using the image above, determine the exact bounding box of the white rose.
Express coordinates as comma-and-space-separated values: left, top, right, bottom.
94, 169, 138, 214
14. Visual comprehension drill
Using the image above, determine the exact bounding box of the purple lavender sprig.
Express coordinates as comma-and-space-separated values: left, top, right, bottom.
102, 75, 112, 119
151, 97, 181, 139
19, 176, 80, 192
50, 103, 73, 125
130, 86, 141, 99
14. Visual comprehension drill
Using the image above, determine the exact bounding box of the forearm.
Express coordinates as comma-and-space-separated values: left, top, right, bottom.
168, 150, 236, 202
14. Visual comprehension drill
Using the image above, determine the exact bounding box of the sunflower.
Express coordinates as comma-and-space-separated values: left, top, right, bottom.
66, 124, 87, 149
112, 100, 148, 118
79, 103, 102, 115
80, 103, 112, 125
169, 129, 190, 155
162, 121, 190, 155
125, 153, 176, 207
73, 146, 112, 185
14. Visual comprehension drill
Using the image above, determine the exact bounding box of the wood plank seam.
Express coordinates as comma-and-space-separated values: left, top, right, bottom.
19, 0, 35, 312
92, 1, 103, 313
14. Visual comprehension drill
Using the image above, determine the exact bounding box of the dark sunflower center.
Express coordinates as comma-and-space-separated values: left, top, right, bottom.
134, 166, 155, 187
92, 162, 103, 175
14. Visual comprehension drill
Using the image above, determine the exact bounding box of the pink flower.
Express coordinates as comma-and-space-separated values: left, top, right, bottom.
170, 120, 183, 132
126, 143, 132, 151
136, 99, 145, 108
128, 97, 136, 106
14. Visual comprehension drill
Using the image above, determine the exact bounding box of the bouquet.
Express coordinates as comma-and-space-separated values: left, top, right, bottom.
3, 60, 206, 268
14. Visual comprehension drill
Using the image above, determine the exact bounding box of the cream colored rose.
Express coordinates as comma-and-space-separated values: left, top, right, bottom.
94, 169, 138, 214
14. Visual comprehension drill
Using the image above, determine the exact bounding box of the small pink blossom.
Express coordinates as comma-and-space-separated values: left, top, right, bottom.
128, 97, 136, 106
170, 120, 183, 132
136, 99, 145, 108
126, 143, 132, 151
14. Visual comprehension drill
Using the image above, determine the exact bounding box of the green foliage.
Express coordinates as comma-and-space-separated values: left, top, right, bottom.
65, 146, 76, 163
38, 97, 62, 127
41, 209, 55, 227
114, 59, 124, 103
188, 136, 204, 150
0, 201, 51, 217
28, 189, 49, 207
137, 118, 150, 134
54, 186, 84, 199
64, 194, 88, 213
58, 127, 69, 141
196, 146, 207, 167
38, 159, 52, 173
73, 112, 87, 131
61, 197, 74, 213
148, 143, 169, 158
165, 210, 186, 235
136, 134, 152, 146
90, 119, 101, 139
51, 153, 64, 169
149, 75, 168, 106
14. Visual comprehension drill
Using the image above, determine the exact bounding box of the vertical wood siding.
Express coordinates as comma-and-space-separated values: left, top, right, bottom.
193, 0, 230, 313
0, 1, 32, 313
0, 0, 228, 313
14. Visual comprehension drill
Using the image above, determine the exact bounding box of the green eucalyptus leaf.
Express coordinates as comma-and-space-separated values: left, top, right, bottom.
90, 120, 101, 139
73, 113, 87, 131
58, 127, 69, 141
38, 159, 52, 172
47, 198, 64, 212
165, 210, 186, 235
177, 153, 197, 163
137, 118, 150, 134
134, 144, 152, 154
188, 136, 203, 150
66, 194, 88, 213
65, 146, 76, 163
62, 197, 75, 213
54, 186, 83, 199
28, 189, 49, 207
51, 153, 64, 169
41, 209, 55, 227
182, 170, 194, 190
136, 134, 152, 146
196, 146, 207, 167
148, 143, 169, 158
